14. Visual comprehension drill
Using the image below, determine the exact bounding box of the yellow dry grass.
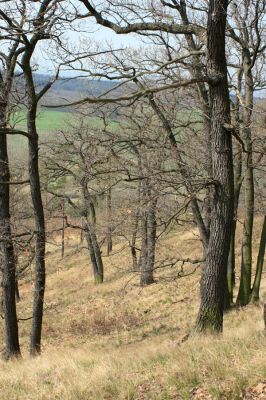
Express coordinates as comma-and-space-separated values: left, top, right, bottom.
0, 217, 265, 400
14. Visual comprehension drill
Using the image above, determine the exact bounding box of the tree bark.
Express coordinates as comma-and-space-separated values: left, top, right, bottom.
61, 199, 65, 259
82, 183, 104, 284
0, 133, 21, 358
28, 129, 46, 356
139, 180, 156, 286
85, 227, 103, 284
196, 0, 234, 332
226, 147, 242, 306
0, 40, 21, 358
106, 187, 113, 256
23, 68, 46, 355
250, 216, 266, 303
131, 210, 139, 271
226, 80, 243, 306
237, 51, 254, 306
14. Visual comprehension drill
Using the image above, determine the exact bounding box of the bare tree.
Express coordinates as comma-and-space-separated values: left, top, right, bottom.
71, 0, 234, 331
0, 6, 24, 357
227, 0, 266, 305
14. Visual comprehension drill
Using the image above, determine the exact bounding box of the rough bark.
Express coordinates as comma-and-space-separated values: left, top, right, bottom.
0, 65, 21, 357
196, 0, 234, 332
0, 133, 21, 358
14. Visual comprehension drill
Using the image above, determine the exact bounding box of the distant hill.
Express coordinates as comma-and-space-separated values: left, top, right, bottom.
14, 73, 122, 111
34, 74, 122, 110
34, 73, 119, 96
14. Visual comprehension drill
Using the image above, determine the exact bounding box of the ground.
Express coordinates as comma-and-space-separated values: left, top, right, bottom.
0, 218, 265, 400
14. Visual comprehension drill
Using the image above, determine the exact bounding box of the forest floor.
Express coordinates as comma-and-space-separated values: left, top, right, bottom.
0, 217, 266, 400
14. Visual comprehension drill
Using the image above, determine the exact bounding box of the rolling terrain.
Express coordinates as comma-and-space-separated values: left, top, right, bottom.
0, 217, 265, 399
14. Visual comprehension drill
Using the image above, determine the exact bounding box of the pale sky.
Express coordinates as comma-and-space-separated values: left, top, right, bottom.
36, 19, 141, 77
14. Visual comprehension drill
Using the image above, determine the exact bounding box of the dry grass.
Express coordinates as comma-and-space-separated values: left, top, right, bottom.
0, 217, 266, 399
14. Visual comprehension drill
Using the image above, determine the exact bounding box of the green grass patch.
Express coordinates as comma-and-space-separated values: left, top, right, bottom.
7, 109, 113, 159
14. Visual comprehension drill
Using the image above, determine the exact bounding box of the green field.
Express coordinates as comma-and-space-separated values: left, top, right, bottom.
11, 109, 72, 132
7, 107, 201, 161
8, 110, 69, 160
8, 109, 109, 160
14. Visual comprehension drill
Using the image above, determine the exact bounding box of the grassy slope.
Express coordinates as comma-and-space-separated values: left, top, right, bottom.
0, 218, 265, 400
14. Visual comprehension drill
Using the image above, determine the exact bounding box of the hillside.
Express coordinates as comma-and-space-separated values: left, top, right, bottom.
0, 217, 265, 400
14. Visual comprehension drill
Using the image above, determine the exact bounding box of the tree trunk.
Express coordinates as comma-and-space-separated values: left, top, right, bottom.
15, 279, 20, 303
226, 143, 242, 306
90, 229, 104, 284
139, 181, 156, 286
82, 185, 104, 284
250, 216, 266, 303
0, 133, 21, 358
139, 211, 149, 285
130, 181, 141, 271
196, 0, 234, 332
131, 210, 139, 271
146, 199, 157, 278
28, 131, 46, 356
237, 52, 254, 306
85, 228, 103, 284
225, 69, 243, 308
106, 187, 113, 256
